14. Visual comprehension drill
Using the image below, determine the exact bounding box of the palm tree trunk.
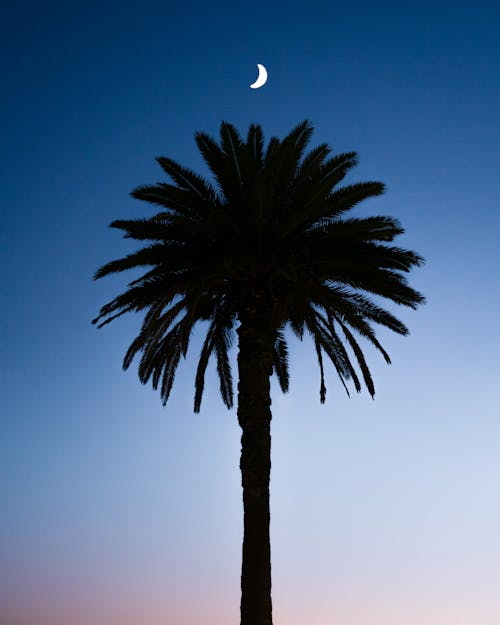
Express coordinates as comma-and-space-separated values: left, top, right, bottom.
237, 303, 275, 625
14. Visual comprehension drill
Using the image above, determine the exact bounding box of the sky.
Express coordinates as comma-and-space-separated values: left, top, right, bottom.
1, 1, 499, 624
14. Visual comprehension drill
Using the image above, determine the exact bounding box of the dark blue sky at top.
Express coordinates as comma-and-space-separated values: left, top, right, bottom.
2, 2, 498, 375
0, 2, 499, 622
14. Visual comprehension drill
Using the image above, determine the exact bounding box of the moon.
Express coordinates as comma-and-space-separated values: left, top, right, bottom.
250, 64, 268, 89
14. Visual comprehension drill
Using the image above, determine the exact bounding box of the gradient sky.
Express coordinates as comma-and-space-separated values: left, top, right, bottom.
1, 1, 499, 624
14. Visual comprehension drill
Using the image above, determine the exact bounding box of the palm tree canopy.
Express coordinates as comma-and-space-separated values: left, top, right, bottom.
93, 120, 425, 410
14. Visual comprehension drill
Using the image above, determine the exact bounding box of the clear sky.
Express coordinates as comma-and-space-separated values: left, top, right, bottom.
1, 1, 499, 624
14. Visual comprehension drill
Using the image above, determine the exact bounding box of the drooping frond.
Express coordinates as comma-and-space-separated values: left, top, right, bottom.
313, 334, 327, 403
194, 322, 216, 413
193, 304, 235, 412
319, 312, 362, 393
337, 321, 375, 397
305, 309, 354, 400
122, 298, 187, 370
273, 329, 289, 393
214, 323, 234, 409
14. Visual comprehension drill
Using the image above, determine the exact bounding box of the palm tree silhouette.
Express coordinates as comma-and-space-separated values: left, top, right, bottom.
93, 120, 425, 625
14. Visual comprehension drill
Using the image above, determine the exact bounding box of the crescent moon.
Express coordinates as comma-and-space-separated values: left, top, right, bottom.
250, 64, 268, 89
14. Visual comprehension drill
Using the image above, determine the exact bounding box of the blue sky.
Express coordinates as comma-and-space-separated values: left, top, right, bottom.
1, 1, 499, 624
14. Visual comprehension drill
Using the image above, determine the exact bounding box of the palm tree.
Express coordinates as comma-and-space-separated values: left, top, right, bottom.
93, 120, 425, 625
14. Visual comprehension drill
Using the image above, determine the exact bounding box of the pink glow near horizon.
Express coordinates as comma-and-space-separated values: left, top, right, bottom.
2, 561, 499, 625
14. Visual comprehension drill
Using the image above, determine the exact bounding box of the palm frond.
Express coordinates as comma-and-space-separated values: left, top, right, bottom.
155, 156, 218, 203
214, 324, 234, 409
338, 321, 375, 397
194, 321, 216, 413
273, 329, 289, 392
246, 123, 264, 169
220, 121, 245, 186
122, 297, 187, 370
93, 244, 166, 280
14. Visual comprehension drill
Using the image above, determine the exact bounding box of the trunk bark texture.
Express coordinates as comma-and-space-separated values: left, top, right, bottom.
237, 297, 276, 625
